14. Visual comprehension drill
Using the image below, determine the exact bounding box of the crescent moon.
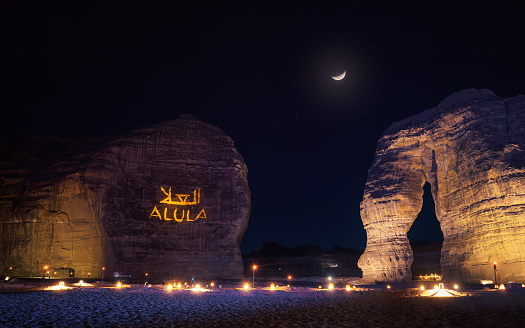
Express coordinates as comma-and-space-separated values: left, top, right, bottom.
331, 70, 346, 81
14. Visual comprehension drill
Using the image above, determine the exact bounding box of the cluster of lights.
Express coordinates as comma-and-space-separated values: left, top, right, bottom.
45, 281, 70, 291
73, 280, 93, 287
418, 274, 442, 281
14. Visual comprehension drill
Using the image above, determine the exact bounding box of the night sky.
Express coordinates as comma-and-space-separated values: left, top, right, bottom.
2, 1, 525, 254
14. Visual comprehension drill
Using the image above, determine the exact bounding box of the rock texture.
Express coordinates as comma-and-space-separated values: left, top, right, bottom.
0, 115, 250, 280
358, 89, 525, 283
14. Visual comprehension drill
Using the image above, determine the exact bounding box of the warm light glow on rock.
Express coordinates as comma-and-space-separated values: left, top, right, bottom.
150, 187, 207, 222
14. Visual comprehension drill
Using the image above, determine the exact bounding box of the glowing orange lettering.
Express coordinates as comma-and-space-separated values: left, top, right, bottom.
160, 187, 200, 205
160, 186, 172, 204
174, 209, 185, 222
195, 209, 207, 221
150, 187, 207, 222
163, 207, 173, 221
149, 206, 162, 220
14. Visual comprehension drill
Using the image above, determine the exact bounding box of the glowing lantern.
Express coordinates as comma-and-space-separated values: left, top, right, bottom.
210, 282, 215, 287
499, 284, 505, 290
522, 284, 525, 288
244, 283, 249, 290
177, 283, 182, 288
454, 284, 458, 289
167, 284, 172, 290
346, 285, 351, 291
252, 265, 257, 288
387, 285, 391, 289
420, 286, 425, 290
328, 283, 334, 290
318, 285, 322, 289
270, 283, 275, 290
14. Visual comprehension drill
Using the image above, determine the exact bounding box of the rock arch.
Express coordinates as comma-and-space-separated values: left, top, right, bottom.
358, 89, 525, 283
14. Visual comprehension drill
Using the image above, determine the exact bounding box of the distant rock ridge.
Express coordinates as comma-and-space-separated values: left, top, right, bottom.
0, 115, 250, 280
245, 242, 363, 258
243, 241, 440, 279
358, 89, 525, 283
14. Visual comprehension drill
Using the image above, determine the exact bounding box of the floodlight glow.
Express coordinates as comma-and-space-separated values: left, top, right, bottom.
328, 283, 334, 290
346, 285, 351, 291
46, 281, 71, 291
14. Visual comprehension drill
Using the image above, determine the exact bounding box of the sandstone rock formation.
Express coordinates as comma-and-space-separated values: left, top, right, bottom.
0, 114, 250, 281
358, 89, 525, 283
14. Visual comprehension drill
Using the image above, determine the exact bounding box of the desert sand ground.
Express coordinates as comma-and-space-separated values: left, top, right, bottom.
0, 282, 524, 327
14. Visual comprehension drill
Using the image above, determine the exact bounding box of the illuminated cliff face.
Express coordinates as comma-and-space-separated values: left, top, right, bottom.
358, 89, 525, 283
0, 115, 250, 280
